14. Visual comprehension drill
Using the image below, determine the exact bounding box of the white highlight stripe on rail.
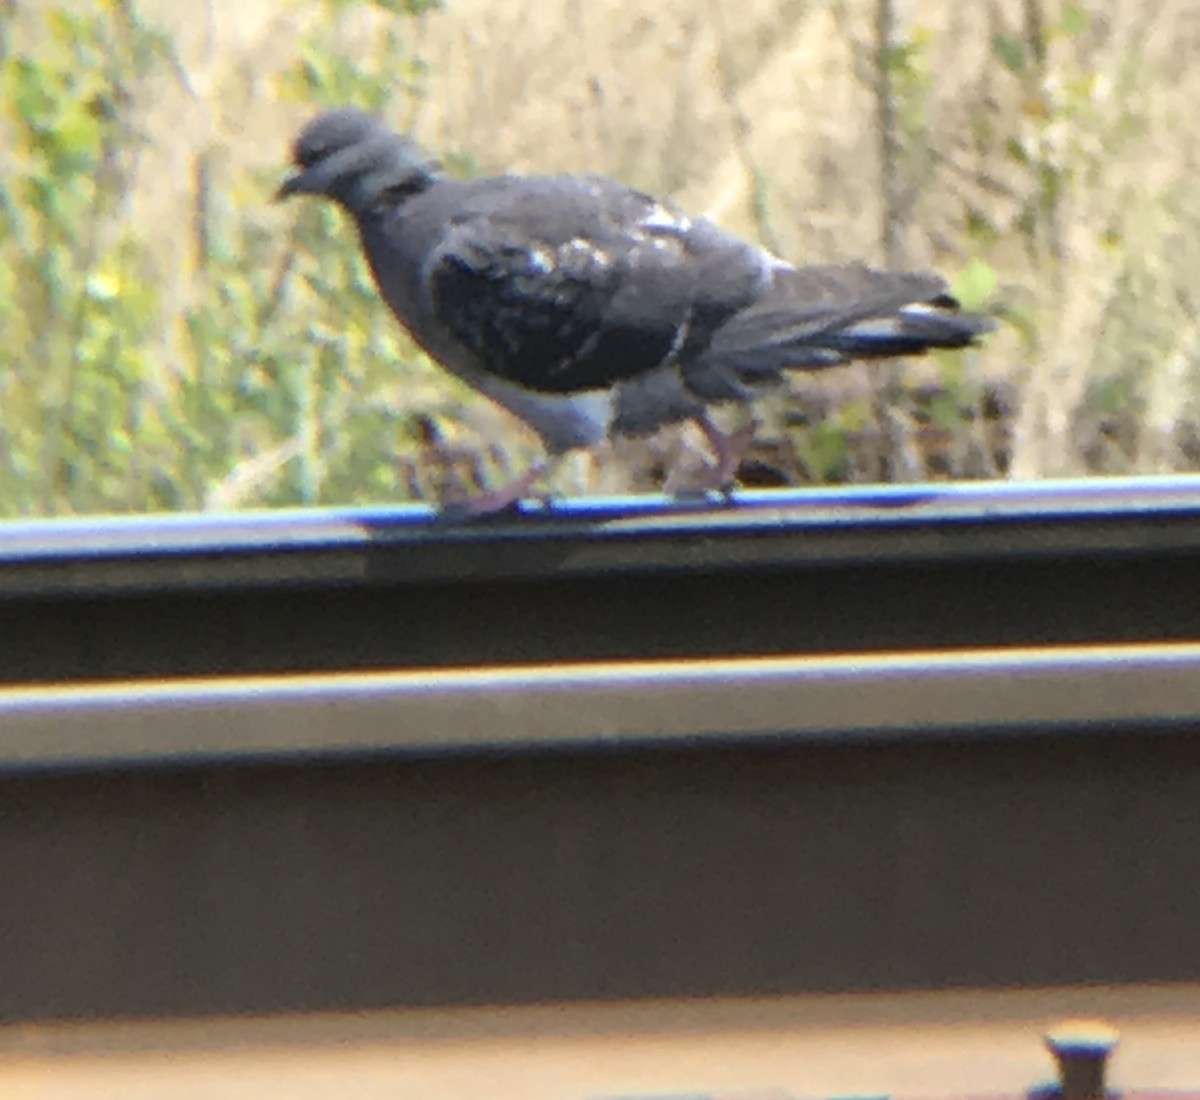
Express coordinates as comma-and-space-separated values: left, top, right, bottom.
0, 643, 1198, 771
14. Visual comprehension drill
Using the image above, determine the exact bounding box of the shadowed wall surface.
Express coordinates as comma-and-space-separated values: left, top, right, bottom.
2, 725, 1198, 1021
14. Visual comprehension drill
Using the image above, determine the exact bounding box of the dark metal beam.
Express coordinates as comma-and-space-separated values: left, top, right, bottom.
0, 478, 1199, 682
2, 716, 1198, 1021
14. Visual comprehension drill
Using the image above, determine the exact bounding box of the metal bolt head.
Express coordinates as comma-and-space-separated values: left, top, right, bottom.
1045, 1019, 1120, 1100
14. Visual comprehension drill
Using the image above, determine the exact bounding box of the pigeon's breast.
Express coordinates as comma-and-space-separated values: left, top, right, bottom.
354, 192, 613, 453
355, 201, 454, 355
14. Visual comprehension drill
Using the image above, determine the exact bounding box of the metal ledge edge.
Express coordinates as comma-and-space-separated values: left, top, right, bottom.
2, 475, 1200, 596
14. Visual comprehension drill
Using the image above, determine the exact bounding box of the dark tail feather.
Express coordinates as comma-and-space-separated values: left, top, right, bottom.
818, 306, 995, 357
685, 266, 995, 402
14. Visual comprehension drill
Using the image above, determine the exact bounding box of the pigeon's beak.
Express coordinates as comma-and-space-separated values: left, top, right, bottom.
274, 171, 305, 202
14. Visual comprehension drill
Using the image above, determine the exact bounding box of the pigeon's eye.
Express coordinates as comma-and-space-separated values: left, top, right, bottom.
296, 143, 330, 169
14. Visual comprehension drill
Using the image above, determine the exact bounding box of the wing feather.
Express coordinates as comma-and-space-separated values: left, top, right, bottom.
424, 177, 766, 394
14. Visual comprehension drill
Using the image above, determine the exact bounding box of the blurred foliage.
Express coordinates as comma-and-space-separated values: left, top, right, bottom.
0, 0, 447, 516
0, 1, 171, 513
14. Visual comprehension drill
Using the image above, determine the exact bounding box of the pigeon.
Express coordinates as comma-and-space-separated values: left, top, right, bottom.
276, 108, 993, 513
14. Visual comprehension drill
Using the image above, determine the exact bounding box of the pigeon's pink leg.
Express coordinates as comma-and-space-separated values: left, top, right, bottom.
691, 413, 757, 494
438, 460, 550, 519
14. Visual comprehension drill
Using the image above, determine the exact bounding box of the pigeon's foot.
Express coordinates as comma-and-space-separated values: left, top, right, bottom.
689, 414, 758, 497
661, 415, 757, 500
438, 461, 550, 520
412, 416, 550, 519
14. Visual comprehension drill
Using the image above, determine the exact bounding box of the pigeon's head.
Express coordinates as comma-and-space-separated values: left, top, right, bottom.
276, 108, 440, 215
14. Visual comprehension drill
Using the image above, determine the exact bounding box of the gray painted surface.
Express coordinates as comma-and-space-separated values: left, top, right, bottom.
0, 645, 1198, 770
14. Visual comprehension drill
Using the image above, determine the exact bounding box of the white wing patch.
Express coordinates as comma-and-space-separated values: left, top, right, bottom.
525, 245, 555, 274
638, 203, 692, 236
842, 318, 906, 338
559, 237, 612, 268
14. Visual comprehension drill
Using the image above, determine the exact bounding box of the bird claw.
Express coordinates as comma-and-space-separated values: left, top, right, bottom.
664, 416, 757, 501
700, 418, 758, 490
436, 462, 550, 521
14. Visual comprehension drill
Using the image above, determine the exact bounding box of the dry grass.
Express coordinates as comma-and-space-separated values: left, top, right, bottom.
10, 0, 1200, 510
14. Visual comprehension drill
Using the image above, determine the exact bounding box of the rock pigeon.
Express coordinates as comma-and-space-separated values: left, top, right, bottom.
277, 108, 993, 513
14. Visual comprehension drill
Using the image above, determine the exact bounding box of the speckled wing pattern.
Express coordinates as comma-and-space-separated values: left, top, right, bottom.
424, 175, 768, 395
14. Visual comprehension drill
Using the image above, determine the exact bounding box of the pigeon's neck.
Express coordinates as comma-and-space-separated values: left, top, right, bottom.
353, 202, 433, 340
350, 166, 447, 274
344, 144, 443, 218
337, 177, 428, 221
374, 169, 441, 208
354, 208, 396, 265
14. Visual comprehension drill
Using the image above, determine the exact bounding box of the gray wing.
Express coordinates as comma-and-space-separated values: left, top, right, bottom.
424, 176, 769, 395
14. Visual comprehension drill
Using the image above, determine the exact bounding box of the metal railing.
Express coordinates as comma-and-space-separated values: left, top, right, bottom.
1, 477, 1199, 1021
1, 475, 1200, 681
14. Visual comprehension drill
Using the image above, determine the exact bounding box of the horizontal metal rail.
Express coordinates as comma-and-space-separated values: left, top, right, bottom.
0, 476, 1198, 682
2, 475, 1200, 596
0, 642, 1198, 773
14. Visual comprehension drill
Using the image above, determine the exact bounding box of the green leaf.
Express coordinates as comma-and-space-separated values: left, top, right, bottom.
990, 33, 1025, 74
1005, 137, 1030, 167
928, 391, 961, 432
50, 101, 102, 161
1060, 3, 1089, 37
950, 258, 999, 311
